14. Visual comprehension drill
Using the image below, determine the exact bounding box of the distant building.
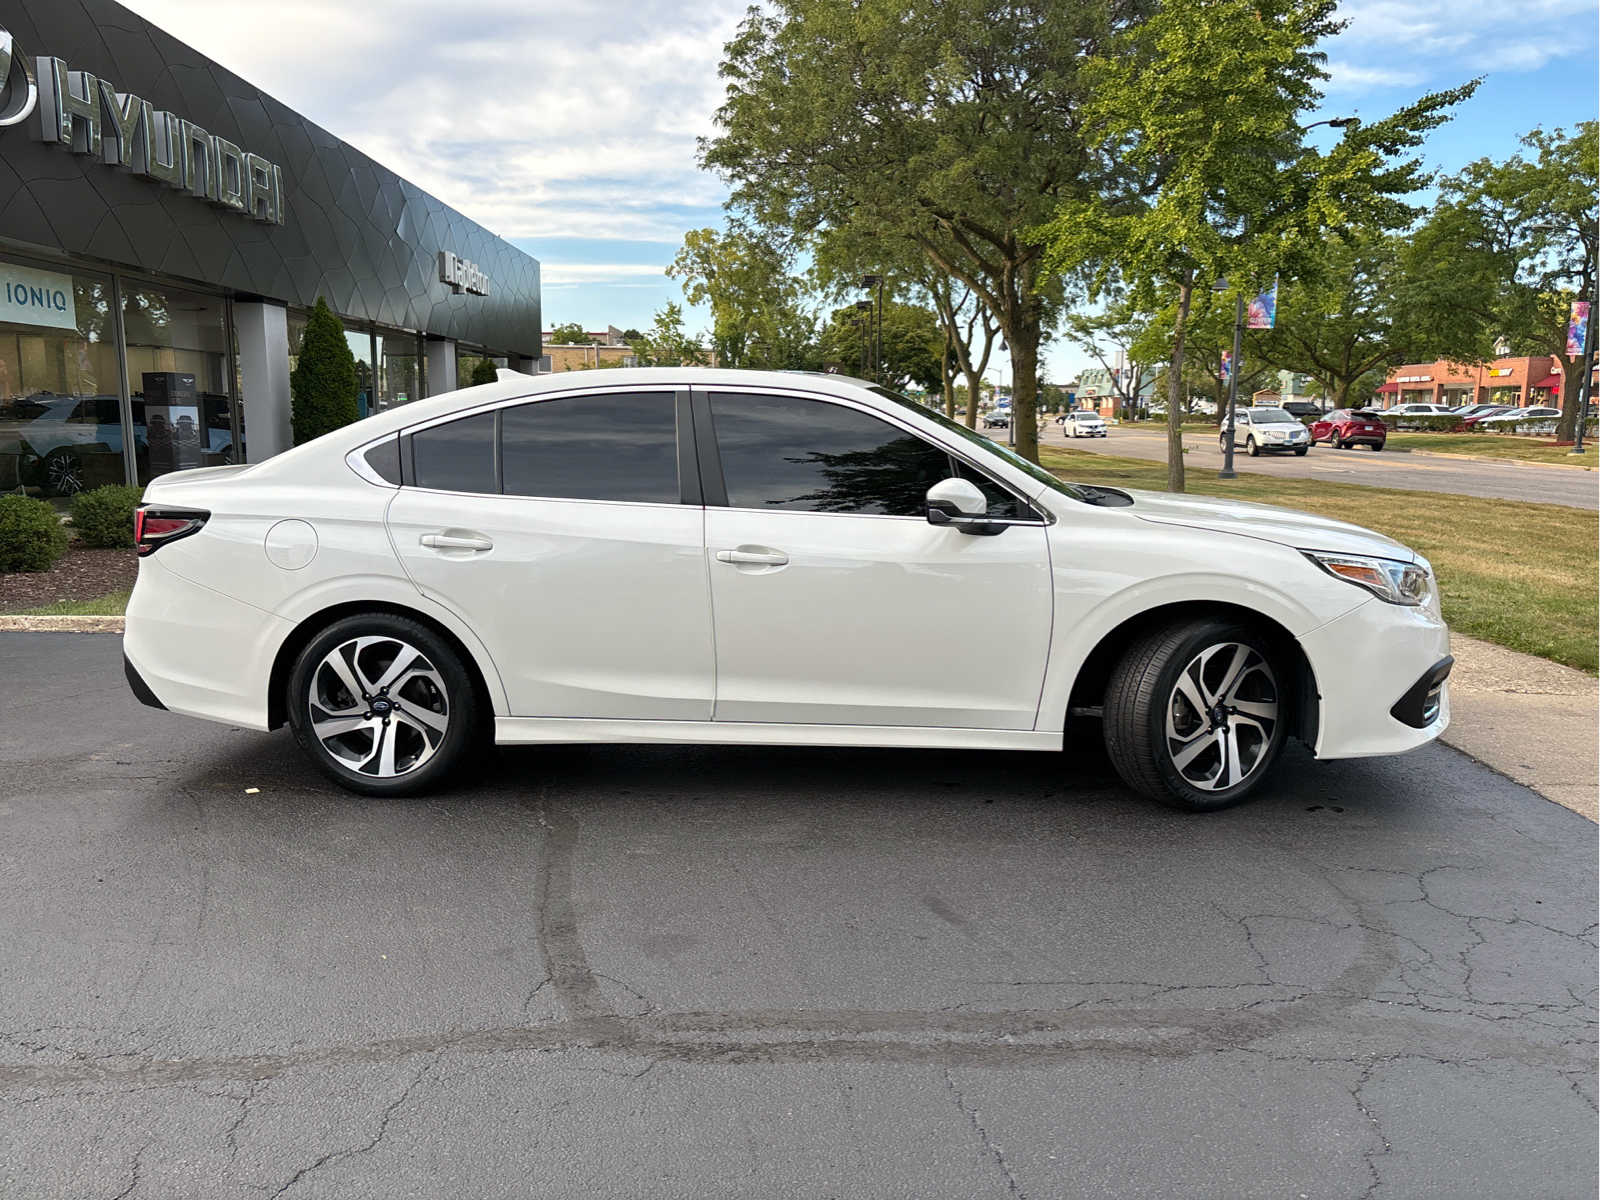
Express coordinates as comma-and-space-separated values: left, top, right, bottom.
1077, 365, 1156, 416
1375, 355, 1582, 409
539, 325, 717, 372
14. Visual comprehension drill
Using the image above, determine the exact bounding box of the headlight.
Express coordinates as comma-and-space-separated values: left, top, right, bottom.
1306, 552, 1434, 606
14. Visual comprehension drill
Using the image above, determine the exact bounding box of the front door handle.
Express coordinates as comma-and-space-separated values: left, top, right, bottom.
420, 532, 494, 552
715, 547, 788, 566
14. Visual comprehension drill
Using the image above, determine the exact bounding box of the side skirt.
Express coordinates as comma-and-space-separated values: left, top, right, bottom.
494, 717, 1061, 752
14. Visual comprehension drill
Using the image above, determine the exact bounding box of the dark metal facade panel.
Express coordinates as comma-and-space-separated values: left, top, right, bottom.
0, 0, 541, 354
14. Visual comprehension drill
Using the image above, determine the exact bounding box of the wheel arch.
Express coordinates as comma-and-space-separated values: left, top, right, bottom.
1065, 600, 1320, 748
267, 600, 499, 731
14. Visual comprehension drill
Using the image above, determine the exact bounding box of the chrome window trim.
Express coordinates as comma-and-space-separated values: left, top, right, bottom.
345, 442, 398, 488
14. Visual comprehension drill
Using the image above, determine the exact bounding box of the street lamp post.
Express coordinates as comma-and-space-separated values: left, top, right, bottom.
853, 300, 873, 377
1213, 278, 1244, 480
860, 274, 884, 384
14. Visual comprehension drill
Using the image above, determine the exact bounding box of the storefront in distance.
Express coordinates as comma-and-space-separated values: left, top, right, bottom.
0, 0, 541, 500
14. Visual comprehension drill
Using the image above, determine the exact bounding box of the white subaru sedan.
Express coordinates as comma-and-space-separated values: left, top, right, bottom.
124, 369, 1451, 811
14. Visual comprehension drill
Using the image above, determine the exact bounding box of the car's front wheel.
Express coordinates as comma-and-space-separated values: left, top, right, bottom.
1246, 437, 1260, 457
287, 614, 480, 796
1103, 618, 1287, 811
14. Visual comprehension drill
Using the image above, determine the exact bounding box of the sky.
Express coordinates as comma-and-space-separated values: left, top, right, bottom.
122, 0, 1599, 383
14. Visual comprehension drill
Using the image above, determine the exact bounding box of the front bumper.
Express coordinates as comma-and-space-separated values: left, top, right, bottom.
1298, 598, 1451, 759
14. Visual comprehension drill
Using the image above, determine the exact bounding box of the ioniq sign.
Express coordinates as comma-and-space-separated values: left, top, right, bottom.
0, 25, 286, 225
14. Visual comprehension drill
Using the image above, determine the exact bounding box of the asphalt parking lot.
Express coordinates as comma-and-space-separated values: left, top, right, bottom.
1037, 423, 1600, 509
2, 633, 1596, 1199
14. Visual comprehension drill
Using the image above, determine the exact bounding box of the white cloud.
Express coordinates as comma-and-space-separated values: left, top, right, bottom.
1328, 0, 1595, 88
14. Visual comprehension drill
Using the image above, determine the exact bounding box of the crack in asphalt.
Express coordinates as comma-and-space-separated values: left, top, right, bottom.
267, 1058, 435, 1198
945, 1068, 1027, 1198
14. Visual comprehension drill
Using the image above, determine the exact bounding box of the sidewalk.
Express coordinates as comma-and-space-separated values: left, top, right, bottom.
3, 618, 1594, 819
1443, 634, 1599, 821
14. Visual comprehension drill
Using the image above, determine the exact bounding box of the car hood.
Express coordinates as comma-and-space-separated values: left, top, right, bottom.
1240, 420, 1306, 434
1125, 489, 1415, 560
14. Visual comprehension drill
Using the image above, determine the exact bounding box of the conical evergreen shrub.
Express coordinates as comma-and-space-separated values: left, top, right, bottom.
290, 298, 358, 444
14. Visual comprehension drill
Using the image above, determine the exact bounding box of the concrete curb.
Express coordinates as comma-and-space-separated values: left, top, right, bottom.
0, 615, 125, 633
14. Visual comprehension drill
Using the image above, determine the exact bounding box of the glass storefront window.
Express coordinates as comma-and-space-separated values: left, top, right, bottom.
122, 282, 233, 487
0, 262, 121, 500
375, 329, 422, 414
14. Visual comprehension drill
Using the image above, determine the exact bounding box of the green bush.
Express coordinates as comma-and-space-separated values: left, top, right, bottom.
0, 495, 70, 573
70, 484, 144, 548
290, 297, 358, 444
468, 358, 499, 387
1377, 413, 1462, 432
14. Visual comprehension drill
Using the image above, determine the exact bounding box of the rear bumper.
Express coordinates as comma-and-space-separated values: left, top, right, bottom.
1299, 599, 1451, 759
123, 654, 166, 710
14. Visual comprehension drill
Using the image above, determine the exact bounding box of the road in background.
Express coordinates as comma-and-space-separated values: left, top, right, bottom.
1038, 422, 1599, 509
3, 633, 1594, 1199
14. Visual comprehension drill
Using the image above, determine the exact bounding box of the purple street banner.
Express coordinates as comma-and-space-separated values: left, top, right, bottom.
1219, 351, 1232, 381
1246, 278, 1278, 330
1568, 300, 1589, 358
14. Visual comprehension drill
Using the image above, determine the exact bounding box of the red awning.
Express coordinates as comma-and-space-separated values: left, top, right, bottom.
1375, 382, 1400, 393
1532, 374, 1562, 389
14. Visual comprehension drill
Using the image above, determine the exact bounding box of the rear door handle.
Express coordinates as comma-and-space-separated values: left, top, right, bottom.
715, 547, 788, 566
420, 532, 494, 552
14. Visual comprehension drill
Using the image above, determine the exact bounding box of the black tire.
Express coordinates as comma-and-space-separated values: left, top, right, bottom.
287, 613, 481, 796
1294, 446, 1308, 456
1246, 437, 1260, 457
1336, 438, 1348, 450
1102, 618, 1288, 812
1370, 443, 1382, 451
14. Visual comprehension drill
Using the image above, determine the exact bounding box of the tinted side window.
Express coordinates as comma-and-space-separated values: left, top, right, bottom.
363, 435, 402, 484
953, 461, 1025, 519
412, 412, 495, 493
502, 392, 678, 503
710, 393, 953, 516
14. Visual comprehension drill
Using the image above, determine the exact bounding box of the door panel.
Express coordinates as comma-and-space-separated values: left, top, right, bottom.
705, 509, 1051, 728
389, 490, 713, 719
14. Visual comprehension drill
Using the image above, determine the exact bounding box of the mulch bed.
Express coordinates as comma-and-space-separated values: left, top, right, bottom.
0, 547, 138, 612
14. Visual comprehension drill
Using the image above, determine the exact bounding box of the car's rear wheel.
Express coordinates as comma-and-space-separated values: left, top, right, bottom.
1103, 618, 1287, 812
287, 614, 480, 796
1370, 443, 1382, 451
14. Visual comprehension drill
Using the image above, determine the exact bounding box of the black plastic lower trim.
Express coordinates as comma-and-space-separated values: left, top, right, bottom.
124, 654, 166, 711
1389, 655, 1453, 728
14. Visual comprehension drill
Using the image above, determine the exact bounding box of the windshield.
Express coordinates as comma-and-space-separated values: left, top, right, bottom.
868, 386, 1088, 501
1248, 408, 1296, 424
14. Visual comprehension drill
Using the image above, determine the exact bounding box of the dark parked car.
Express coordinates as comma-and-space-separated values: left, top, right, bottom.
1310, 409, 1388, 450
1280, 400, 1324, 421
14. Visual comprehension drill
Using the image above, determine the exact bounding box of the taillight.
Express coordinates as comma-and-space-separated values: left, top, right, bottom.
135, 507, 209, 556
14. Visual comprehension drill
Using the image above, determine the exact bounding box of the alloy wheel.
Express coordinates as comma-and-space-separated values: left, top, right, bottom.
1163, 642, 1279, 792
307, 636, 450, 778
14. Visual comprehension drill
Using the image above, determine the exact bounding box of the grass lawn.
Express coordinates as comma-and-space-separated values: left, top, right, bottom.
1042, 446, 1599, 673
1387, 433, 1596, 467
18, 588, 132, 617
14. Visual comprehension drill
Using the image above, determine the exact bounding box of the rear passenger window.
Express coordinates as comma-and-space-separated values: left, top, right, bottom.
412, 412, 495, 493
502, 392, 678, 503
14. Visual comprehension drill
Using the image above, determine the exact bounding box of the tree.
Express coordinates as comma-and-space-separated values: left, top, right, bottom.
289, 298, 357, 444
818, 301, 944, 391
670, 225, 818, 369
702, 0, 1121, 465
1426, 123, 1598, 441
468, 358, 500, 387
1037, 0, 1474, 490
1062, 303, 1155, 421
627, 303, 706, 367
1249, 232, 1494, 409
548, 322, 594, 345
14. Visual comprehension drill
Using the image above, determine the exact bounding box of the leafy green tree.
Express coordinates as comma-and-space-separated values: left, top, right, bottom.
818, 301, 944, 392
468, 358, 500, 387
670, 225, 819, 369
1036, 0, 1474, 490
701, 0, 1117, 464
548, 322, 595, 345
1425, 123, 1598, 441
1249, 232, 1494, 409
289, 298, 358, 444
627, 303, 707, 367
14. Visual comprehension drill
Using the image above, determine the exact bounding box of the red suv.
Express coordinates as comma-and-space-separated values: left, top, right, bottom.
1310, 409, 1388, 451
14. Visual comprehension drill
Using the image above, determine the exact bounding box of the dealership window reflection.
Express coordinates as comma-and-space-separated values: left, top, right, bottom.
0, 266, 120, 501
122, 283, 235, 487
375, 329, 423, 413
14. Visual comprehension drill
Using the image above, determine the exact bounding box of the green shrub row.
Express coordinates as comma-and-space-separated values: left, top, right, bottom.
0, 495, 70, 573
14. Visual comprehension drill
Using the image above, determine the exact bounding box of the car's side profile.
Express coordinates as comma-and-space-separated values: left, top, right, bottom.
1310, 409, 1388, 450
124, 369, 1451, 811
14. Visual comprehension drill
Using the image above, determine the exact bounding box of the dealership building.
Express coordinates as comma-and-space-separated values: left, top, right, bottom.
0, 0, 541, 500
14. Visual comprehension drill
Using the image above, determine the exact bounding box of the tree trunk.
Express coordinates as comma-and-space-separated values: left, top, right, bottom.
1166, 276, 1193, 493
1330, 377, 1353, 409
941, 343, 957, 419
962, 367, 982, 429
1009, 326, 1041, 463
1556, 353, 1584, 442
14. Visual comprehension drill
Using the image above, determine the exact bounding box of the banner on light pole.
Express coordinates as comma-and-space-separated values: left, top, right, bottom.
1567, 300, 1589, 357
1246, 278, 1278, 330
1219, 351, 1232, 381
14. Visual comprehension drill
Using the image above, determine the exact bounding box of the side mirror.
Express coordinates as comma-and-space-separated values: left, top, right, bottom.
926, 477, 1003, 535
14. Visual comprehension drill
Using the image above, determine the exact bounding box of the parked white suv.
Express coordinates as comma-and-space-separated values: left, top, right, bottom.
124, 369, 1450, 811
1221, 407, 1311, 456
